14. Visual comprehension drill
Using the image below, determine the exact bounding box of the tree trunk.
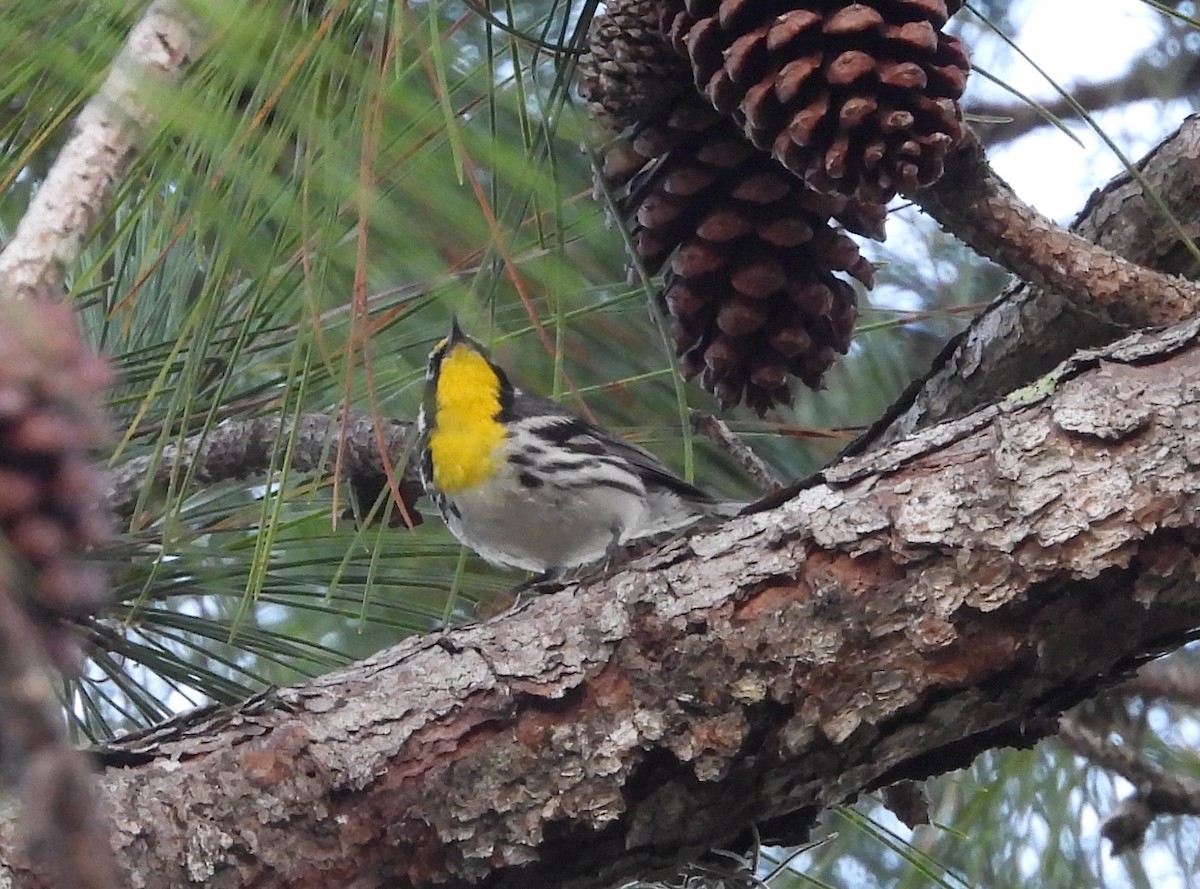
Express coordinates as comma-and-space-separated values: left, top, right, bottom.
5, 315, 1200, 889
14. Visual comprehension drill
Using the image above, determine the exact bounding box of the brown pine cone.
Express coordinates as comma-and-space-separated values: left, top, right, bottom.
577, 0, 692, 135
603, 93, 884, 413
663, 0, 970, 204
0, 298, 112, 671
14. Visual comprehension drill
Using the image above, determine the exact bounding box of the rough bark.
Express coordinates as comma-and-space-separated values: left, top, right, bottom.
919, 133, 1200, 331
858, 114, 1200, 453
106, 412, 422, 525
6, 316, 1200, 888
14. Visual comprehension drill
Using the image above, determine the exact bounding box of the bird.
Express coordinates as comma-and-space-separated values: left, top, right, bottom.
416, 317, 742, 576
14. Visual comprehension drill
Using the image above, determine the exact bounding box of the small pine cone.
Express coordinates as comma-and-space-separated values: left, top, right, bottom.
0, 298, 113, 672
577, 0, 693, 135
610, 93, 880, 413
664, 0, 971, 204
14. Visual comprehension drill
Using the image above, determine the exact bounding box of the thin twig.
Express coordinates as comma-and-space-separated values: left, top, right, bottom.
1058, 717, 1200, 854
690, 410, 784, 494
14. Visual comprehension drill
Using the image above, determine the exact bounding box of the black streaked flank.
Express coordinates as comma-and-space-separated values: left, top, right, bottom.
529, 417, 593, 445
536, 458, 598, 474
562, 439, 606, 455
518, 471, 544, 489
434, 495, 462, 521
551, 475, 644, 496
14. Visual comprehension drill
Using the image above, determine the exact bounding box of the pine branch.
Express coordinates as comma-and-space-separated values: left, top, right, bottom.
5, 314, 1200, 888
916, 131, 1200, 330
973, 54, 1200, 146
107, 412, 423, 524
0, 1, 203, 301
851, 116, 1200, 454
1114, 661, 1200, 709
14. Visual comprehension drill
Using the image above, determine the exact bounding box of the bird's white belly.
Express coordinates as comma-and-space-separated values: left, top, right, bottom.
442, 462, 650, 572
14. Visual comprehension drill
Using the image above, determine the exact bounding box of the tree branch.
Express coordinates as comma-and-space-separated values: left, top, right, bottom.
1114, 661, 1200, 709
107, 412, 423, 524
853, 115, 1200, 454
917, 132, 1200, 330
6, 315, 1200, 888
973, 54, 1200, 147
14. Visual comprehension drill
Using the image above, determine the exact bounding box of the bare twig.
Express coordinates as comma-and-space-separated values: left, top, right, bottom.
1058, 718, 1200, 854
690, 411, 784, 494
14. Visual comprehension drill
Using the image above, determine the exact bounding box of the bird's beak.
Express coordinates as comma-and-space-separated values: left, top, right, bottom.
447, 314, 466, 346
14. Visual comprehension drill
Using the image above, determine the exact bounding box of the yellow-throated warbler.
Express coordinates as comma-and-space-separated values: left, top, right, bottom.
417, 319, 742, 574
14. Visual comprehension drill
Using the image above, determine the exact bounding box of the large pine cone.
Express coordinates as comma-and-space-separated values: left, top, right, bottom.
603, 94, 884, 413
579, 0, 969, 412
0, 299, 112, 670
663, 1, 970, 204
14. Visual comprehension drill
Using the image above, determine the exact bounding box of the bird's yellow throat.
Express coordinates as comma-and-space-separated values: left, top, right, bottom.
428, 343, 507, 494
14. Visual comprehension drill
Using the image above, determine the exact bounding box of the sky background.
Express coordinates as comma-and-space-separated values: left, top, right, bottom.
971, 0, 1176, 221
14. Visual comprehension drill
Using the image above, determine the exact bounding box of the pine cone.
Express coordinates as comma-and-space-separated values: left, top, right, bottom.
577, 0, 692, 135
0, 299, 112, 671
663, 0, 970, 204
603, 94, 883, 413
